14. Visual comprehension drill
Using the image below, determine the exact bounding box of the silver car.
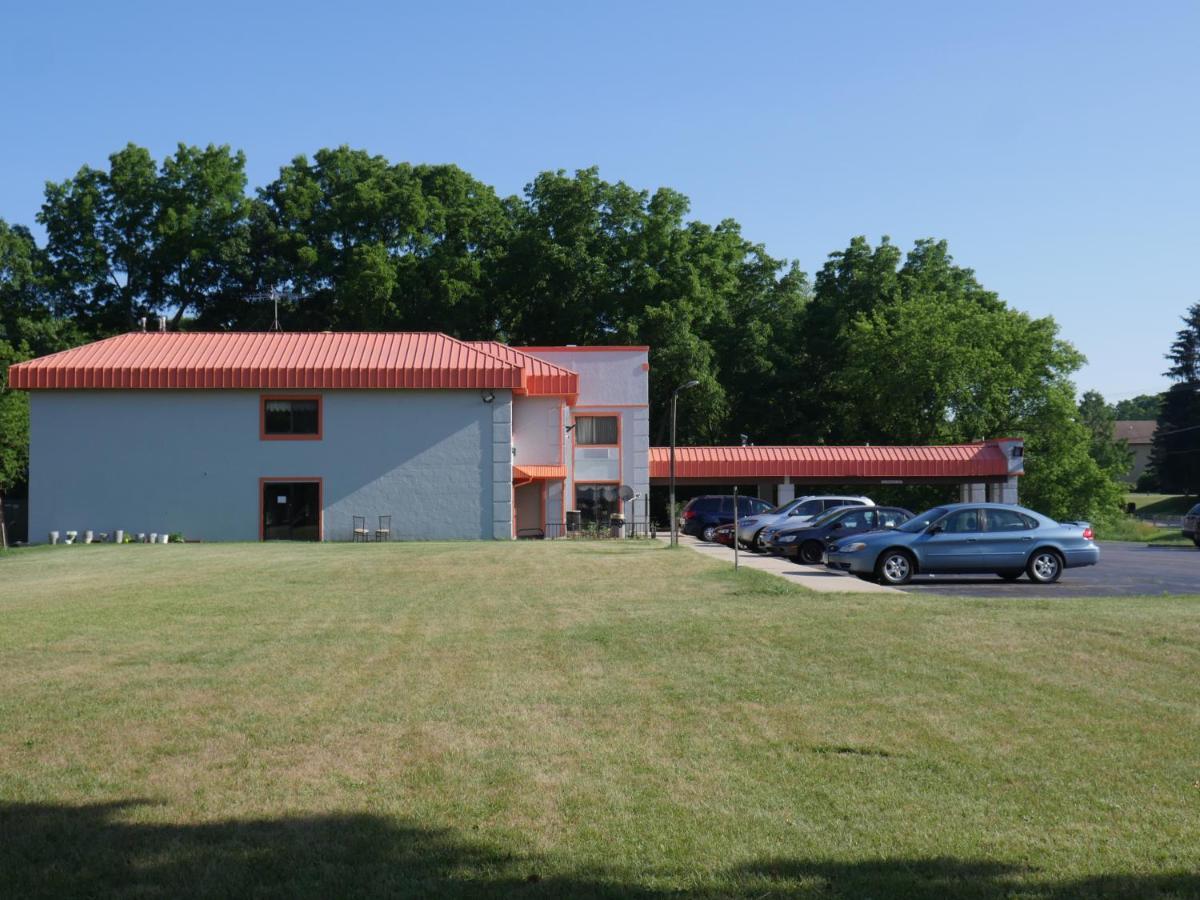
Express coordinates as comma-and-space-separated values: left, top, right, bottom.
736, 495, 875, 549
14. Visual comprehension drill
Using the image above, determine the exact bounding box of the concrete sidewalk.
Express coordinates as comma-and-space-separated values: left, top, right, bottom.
676, 534, 902, 594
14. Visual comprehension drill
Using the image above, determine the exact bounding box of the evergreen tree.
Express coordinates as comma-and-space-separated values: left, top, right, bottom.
1148, 303, 1200, 494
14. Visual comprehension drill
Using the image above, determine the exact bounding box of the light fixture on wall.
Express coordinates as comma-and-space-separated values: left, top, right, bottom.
481, 390, 495, 404
564, 423, 577, 434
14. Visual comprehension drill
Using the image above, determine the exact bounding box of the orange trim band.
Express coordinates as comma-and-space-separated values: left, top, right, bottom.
571, 403, 648, 409
517, 345, 650, 352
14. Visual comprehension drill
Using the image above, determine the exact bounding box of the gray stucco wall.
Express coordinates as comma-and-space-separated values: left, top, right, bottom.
28, 389, 512, 542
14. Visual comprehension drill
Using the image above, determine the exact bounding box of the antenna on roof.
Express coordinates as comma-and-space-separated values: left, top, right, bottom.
247, 288, 301, 332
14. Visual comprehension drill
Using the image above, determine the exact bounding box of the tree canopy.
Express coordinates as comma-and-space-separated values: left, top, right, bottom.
0, 143, 1132, 522
1148, 302, 1200, 495
1112, 394, 1162, 421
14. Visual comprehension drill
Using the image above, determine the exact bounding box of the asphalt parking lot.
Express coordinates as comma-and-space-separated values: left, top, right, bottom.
893, 541, 1199, 598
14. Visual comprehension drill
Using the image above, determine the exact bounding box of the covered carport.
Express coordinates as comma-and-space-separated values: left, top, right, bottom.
649, 438, 1025, 505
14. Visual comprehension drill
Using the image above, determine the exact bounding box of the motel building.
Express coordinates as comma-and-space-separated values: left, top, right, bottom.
8, 331, 1023, 543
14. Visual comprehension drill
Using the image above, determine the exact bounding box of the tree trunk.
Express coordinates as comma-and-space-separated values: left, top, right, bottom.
0, 488, 7, 549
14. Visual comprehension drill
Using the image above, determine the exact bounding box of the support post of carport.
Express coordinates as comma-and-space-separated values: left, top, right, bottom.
961, 483, 987, 503
777, 477, 795, 505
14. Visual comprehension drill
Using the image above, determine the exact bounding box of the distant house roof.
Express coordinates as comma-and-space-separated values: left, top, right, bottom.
1113, 420, 1156, 445
8, 332, 579, 397
649, 442, 1017, 480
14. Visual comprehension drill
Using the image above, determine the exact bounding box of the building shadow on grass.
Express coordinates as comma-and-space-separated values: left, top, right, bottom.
2, 800, 1198, 899
0, 800, 648, 900
735, 857, 1200, 899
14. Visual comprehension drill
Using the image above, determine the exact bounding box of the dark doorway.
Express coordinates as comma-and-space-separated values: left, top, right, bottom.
261, 480, 321, 541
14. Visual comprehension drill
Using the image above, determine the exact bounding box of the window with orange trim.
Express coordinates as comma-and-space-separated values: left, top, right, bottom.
261, 396, 322, 440
576, 484, 619, 523
575, 415, 618, 446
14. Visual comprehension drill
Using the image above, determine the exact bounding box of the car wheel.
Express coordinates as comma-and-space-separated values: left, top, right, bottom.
1026, 549, 1064, 584
799, 541, 824, 564
997, 571, 1023, 582
750, 529, 765, 551
876, 550, 914, 586
701, 525, 718, 542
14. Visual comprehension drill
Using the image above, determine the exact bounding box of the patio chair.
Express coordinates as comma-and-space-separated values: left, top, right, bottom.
375, 515, 391, 542
352, 516, 370, 542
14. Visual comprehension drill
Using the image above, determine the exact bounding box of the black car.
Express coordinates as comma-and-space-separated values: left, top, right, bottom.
680, 494, 774, 541
771, 505, 914, 563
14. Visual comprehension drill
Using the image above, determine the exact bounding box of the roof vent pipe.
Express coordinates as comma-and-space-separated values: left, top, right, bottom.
139, 317, 147, 332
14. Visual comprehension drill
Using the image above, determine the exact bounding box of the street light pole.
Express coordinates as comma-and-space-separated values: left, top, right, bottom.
669, 380, 700, 546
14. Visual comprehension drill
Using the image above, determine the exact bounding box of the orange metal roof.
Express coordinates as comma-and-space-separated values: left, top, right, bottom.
466, 342, 578, 397
7, 332, 583, 394
649, 443, 1016, 479
513, 464, 568, 481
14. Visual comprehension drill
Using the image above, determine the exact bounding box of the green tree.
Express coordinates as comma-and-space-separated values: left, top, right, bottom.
807, 237, 1123, 520
0, 338, 28, 546
1, 220, 88, 546
1078, 390, 1133, 475
1113, 393, 1162, 420
38, 143, 250, 332
495, 168, 808, 443
252, 148, 509, 334
1148, 302, 1200, 494
1021, 385, 1126, 523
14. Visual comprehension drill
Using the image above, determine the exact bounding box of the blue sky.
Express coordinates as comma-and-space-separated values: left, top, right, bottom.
4, 1, 1197, 401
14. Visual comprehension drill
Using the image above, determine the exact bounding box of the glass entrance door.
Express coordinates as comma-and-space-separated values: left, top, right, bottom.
262, 481, 321, 541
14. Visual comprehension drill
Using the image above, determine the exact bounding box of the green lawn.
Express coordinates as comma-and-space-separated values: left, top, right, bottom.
1125, 493, 1197, 517
1, 542, 1198, 899
1092, 516, 1192, 545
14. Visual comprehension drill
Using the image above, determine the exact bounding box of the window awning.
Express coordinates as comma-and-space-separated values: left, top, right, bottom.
513, 464, 567, 481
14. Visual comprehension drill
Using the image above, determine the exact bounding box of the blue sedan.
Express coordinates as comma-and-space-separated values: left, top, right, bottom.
825, 503, 1100, 586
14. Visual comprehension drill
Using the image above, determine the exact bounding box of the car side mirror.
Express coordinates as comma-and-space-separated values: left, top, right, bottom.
926, 524, 943, 535
830, 521, 843, 529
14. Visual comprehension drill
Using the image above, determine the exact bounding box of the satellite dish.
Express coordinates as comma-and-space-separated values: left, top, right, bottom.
618, 484, 635, 502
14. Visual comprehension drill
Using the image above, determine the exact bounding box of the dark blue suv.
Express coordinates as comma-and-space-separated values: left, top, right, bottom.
770, 505, 914, 563
681, 494, 774, 541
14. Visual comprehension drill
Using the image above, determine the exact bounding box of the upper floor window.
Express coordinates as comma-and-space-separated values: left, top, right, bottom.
575, 415, 618, 446
261, 396, 321, 440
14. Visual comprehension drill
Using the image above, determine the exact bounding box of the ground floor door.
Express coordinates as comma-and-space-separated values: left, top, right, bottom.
514, 482, 544, 538
262, 480, 321, 541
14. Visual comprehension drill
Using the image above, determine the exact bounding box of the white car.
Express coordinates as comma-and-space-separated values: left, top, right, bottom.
736, 495, 875, 549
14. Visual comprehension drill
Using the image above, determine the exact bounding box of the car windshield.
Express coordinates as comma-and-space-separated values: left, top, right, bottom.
898, 507, 949, 533
807, 507, 848, 528
765, 499, 800, 516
